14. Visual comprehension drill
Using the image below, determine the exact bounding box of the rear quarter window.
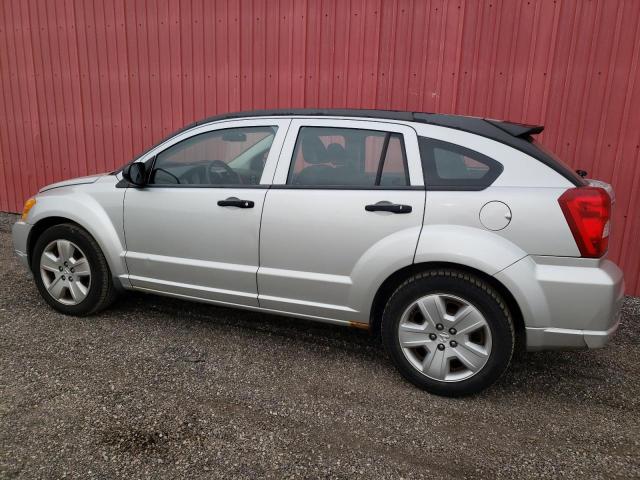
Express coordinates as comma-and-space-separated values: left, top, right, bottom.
418, 137, 503, 190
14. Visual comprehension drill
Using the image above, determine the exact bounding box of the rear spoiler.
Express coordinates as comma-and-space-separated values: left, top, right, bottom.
485, 119, 544, 139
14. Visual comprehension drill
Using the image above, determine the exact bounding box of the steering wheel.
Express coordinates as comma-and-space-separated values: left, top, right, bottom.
205, 160, 242, 185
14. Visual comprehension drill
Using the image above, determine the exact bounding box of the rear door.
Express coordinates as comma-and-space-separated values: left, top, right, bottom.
257, 118, 426, 323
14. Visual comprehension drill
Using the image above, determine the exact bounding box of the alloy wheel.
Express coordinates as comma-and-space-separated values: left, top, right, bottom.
398, 293, 492, 382
39, 239, 92, 306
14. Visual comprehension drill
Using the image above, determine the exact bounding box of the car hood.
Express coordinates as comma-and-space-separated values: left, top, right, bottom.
39, 173, 106, 193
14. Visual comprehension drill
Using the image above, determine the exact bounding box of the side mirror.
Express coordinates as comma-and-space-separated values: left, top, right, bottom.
122, 162, 147, 187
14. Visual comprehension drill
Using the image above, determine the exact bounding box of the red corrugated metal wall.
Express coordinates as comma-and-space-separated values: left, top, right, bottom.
1, 0, 640, 293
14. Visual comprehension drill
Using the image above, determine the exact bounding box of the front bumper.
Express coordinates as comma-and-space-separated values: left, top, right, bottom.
12, 220, 31, 268
495, 255, 625, 351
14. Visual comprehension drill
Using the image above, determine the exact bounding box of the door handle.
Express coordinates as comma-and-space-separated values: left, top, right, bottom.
217, 197, 254, 208
365, 201, 412, 214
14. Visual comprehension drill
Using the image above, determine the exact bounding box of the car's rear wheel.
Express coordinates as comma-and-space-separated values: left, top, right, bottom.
31, 223, 116, 316
381, 269, 514, 396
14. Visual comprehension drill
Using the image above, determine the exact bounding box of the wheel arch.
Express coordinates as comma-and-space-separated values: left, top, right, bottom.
369, 261, 526, 355
27, 214, 127, 292
27, 216, 81, 270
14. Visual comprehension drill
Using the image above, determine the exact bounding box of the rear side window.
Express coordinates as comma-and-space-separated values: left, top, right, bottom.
287, 127, 409, 187
418, 137, 503, 190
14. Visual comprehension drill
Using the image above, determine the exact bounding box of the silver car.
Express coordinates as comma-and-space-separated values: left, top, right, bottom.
12, 110, 624, 396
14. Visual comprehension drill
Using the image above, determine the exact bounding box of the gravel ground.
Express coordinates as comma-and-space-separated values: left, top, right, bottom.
0, 212, 638, 479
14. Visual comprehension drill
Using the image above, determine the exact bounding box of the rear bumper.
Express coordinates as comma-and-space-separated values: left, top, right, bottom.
12, 220, 31, 268
524, 317, 620, 350
495, 255, 624, 351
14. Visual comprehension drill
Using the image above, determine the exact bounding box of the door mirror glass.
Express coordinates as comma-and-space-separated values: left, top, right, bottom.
123, 162, 147, 186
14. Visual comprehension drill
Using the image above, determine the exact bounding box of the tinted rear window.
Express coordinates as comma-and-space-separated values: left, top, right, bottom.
418, 137, 503, 190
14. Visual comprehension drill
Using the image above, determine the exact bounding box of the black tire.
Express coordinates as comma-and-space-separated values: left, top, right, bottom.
381, 269, 514, 397
31, 223, 117, 316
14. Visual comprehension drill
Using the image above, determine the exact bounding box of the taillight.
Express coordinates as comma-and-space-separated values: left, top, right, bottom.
558, 187, 611, 258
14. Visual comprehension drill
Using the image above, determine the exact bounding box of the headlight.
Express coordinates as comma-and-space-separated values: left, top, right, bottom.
21, 197, 36, 220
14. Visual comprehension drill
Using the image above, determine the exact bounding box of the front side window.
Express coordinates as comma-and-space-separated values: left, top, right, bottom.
149, 126, 277, 185
418, 137, 503, 189
287, 127, 409, 187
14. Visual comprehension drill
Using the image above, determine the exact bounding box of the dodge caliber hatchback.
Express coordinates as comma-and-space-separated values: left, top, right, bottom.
12, 109, 624, 396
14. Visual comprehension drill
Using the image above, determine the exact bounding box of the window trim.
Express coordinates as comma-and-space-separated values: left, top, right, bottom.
118, 118, 291, 189
374, 133, 391, 185
271, 119, 423, 187
140, 183, 270, 190
283, 125, 414, 189
418, 137, 504, 191
269, 185, 424, 191
145, 125, 279, 188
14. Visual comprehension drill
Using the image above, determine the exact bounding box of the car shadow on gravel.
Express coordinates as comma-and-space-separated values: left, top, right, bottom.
104, 289, 638, 406
108, 290, 379, 350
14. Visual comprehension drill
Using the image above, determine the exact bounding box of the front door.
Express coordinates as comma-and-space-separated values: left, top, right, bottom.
258, 119, 426, 323
123, 118, 289, 307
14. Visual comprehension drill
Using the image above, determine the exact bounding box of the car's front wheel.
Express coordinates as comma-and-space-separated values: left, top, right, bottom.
31, 223, 116, 316
381, 269, 514, 396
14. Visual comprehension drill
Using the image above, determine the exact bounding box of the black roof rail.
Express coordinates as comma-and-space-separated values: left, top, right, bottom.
193, 108, 415, 126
